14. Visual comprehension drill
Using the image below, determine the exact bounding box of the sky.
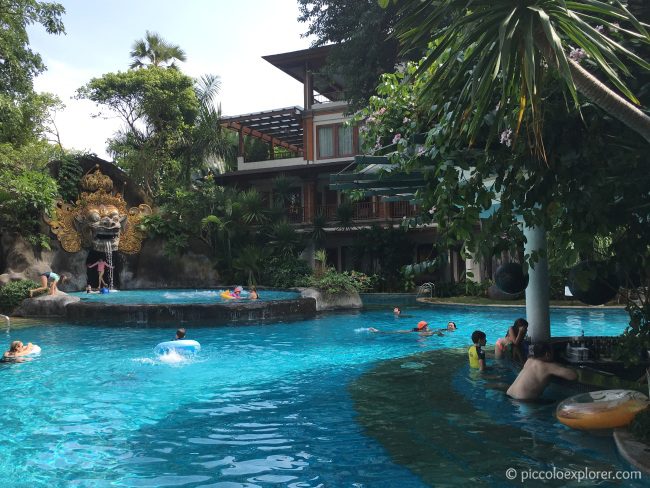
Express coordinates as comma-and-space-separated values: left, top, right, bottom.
29, 0, 313, 159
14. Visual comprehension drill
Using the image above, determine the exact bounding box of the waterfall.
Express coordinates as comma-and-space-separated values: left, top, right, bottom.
104, 241, 115, 290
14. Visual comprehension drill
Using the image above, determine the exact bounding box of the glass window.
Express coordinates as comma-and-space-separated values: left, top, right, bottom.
318, 126, 334, 158
338, 125, 353, 155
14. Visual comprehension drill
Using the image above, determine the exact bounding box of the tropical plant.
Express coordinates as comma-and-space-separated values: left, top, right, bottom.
267, 220, 304, 257
335, 202, 355, 230
262, 256, 312, 288
389, 0, 650, 147
232, 245, 270, 285
314, 248, 328, 277
0, 279, 38, 313
309, 212, 328, 247
306, 267, 359, 295
238, 188, 269, 224
129, 31, 187, 69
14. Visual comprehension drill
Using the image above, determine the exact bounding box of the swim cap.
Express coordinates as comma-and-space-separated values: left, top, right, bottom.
235, 286, 243, 292
417, 321, 428, 330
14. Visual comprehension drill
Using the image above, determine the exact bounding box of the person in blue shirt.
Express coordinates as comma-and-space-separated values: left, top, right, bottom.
29, 271, 67, 297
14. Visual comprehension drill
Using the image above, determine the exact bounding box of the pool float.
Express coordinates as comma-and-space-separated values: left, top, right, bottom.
219, 290, 249, 299
154, 340, 201, 355
556, 389, 649, 430
26, 344, 41, 355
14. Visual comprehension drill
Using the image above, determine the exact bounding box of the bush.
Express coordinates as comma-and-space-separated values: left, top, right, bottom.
0, 280, 38, 313
262, 256, 311, 288
630, 407, 650, 443
343, 270, 377, 292
306, 268, 358, 296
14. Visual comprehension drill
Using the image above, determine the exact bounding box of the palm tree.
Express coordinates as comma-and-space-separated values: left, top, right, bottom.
232, 245, 269, 285
179, 74, 232, 186
390, 0, 650, 144
130, 31, 187, 69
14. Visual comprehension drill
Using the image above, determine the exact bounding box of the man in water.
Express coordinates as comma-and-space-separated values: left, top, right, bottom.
174, 328, 186, 340
369, 321, 442, 336
507, 342, 577, 400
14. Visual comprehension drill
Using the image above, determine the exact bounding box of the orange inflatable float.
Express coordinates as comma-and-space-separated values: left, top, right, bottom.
556, 389, 649, 430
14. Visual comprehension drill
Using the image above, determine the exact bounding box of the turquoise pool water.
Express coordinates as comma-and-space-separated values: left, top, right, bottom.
0, 306, 640, 487
68, 289, 299, 304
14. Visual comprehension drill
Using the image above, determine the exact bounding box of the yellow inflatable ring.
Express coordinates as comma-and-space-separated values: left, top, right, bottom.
220, 291, 236, 299
556, 389, 648, 430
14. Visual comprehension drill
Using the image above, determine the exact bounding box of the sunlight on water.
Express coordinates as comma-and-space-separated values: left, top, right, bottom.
0, 305, 638, 487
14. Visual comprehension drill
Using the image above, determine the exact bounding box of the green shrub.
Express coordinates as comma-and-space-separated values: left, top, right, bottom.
343, 270, 377, 292
262, 256, 311, 288
307, 268, 364, 295
630, 407, 650, 443
0, 280, 38, 313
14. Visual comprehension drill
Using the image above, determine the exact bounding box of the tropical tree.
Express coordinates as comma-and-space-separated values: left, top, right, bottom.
129, 31, 187, 69
388, 0, 650, 146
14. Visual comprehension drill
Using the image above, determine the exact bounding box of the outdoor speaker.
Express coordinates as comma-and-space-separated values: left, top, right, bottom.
495, 262, 529, 294
567, 261, 619, 306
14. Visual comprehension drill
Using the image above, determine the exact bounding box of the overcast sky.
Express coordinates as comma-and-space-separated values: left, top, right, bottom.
29, 0, 312, 159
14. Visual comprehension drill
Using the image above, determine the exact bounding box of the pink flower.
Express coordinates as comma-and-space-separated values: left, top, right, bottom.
500, 128, 513, 147
569, 47, 586, 62
392, 133, 402, 144
378, 107, 387, 115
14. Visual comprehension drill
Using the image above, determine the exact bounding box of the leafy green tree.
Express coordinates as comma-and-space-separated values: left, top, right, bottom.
297, 0, 420, 108
129, 31, 186, 69
390, 0, 650, 146
0, 0, 65, 96
78, 67, 199, 195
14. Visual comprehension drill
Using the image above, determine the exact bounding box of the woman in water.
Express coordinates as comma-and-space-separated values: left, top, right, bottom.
495, 318, 528, 360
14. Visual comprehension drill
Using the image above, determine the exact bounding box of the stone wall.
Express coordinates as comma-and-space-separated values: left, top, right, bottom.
298, 287, 363, 311
0, 234, 219, 292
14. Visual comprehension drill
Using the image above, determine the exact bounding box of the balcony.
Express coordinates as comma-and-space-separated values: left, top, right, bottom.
276, 201, 418, 225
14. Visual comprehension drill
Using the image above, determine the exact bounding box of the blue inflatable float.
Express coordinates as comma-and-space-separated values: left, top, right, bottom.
154, 339, 201, 355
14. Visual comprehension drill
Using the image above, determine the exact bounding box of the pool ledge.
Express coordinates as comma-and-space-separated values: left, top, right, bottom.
417, 297, 626, 309
65, 297, 317, 325
614, 429, 650, 474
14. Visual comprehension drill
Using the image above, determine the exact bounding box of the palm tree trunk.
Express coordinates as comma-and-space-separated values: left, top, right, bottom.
568, 58, 650, 143
536, 34, 650, 143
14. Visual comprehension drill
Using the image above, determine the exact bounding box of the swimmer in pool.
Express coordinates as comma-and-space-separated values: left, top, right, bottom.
2, 341, 36, 361
369, 321, 442, 336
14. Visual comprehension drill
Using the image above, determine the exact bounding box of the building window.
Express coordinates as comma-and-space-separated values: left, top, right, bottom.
317, 124, 356, 159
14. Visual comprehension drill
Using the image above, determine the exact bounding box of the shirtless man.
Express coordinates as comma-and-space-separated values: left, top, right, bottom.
506, 342, 577, 400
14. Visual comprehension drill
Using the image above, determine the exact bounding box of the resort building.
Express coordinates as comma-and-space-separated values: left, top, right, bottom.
215, 46, 481, 283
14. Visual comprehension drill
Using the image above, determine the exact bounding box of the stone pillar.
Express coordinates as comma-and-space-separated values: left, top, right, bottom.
377, 197, 387, 219
524, 224, 551, 343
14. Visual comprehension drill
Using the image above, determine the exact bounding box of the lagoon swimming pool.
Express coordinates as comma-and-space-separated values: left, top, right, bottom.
0, 306, 643, 487
69, 289, 300, 304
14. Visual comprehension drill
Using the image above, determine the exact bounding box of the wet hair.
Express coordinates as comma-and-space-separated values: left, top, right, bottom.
471, 330, 486, 344
533, 342, 553, 359
513, 318, 528, 329
176, 328, 186, 339
9, 341, 22, 352
447, 321, 457, 330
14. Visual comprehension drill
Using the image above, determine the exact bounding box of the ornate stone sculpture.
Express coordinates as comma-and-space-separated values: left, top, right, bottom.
46, 166, 152, 254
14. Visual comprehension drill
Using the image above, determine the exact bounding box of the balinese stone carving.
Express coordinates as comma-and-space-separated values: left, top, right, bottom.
46, 165, 152, 254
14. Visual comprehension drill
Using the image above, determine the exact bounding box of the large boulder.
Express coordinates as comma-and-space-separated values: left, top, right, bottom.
299, 287, 362, 311
13, 292, 80, 317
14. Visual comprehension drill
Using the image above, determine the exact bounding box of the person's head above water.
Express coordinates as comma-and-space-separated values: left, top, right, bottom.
416, 320, 428, 331
447, 321, 457, 331
393, 307, 401, 315
9, 341, 23, 352
532, 342, 553, 360
471, 330, 487, 345
176, 328, 186, 340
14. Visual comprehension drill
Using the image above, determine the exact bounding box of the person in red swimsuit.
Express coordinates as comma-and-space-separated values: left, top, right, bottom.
88, 259, 113, 288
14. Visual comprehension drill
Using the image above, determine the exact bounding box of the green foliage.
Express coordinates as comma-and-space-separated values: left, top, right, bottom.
0, 0, 65, 98
630, 408, 650, 444
130, 31, 186, 69
297, 0, 419, 108
431, 281, 491, 298
0, 167, 57, 240
614, 302, 650, 366
77, 67, 199, 196
0, 280, 38, 313
262, 256, 311, 289
306, 267, 359, 296
54, 154, 83, 202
